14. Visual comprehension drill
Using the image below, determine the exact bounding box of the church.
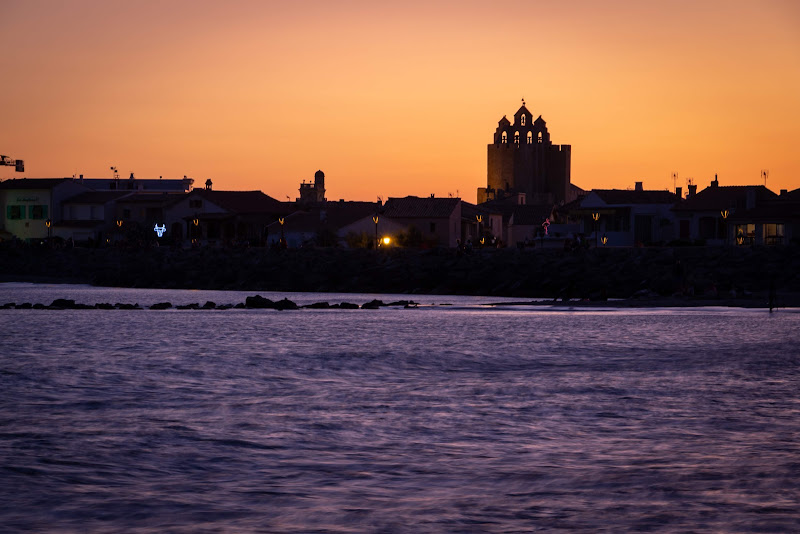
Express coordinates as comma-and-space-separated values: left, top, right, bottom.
478, 101, 576, 205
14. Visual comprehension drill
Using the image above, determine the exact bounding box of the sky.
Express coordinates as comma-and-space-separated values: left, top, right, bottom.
1, 0, 799, 202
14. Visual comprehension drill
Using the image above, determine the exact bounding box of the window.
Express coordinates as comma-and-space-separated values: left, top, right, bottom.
514, 131, 520, 145
698, 217, 716, 239
764, 223, 784, 245
501, 132, 507, 144
30, 205, 48, 219
7, 205, 24, 220
520, 114, 526, 126
527, 131, 533, 144
735, 224, 755, 246
537, 131, 543, 143
429, 222, 436, 233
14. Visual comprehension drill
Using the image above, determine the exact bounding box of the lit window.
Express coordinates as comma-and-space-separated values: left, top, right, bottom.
501, 132, 507, 144
514, 131, 520, 145
521, 115, 526, 126
765, 223, 784, 245
537, 131, 543, 143
527, 131, 533, 144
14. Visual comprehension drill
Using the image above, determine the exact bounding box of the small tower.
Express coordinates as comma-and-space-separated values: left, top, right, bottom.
298, 170, 327, 204
205, 179, 213, 190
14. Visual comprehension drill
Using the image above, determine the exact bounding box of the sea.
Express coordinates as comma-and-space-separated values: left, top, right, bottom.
1, 283, 799, 533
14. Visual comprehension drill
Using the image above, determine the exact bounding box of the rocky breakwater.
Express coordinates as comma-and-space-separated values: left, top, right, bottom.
1, 245, 798, 304
1, 296, 420, 311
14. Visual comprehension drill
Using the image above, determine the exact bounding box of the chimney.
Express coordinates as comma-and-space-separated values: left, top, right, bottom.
79, 174, 83, 182
781, 189, 788, 196
711, 174, 719, 188
129, 172, 135, 180
635, 181, 643, 192
688, 184, 697, 197
675, 186, 682, 198
746, 188, 756, 210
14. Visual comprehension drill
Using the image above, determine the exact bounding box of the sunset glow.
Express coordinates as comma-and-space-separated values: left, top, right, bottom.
2, 0, 799, 201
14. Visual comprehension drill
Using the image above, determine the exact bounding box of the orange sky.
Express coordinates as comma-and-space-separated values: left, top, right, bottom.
1, 0, 799, 202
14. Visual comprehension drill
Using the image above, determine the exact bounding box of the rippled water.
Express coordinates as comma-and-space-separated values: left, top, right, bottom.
2, 284, 799, 532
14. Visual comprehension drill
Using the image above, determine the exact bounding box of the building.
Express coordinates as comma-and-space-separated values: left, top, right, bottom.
382, 196, 462, 248
0, 178, 90, 242
266, 201, 384, 248
72, 173, 194, 193
567, 182, 679, 246
298, 170, 326, 204
168, 189, 289, 245
671, 177, 779, 245
59, 190, 134, 243
479, 101, 574, 205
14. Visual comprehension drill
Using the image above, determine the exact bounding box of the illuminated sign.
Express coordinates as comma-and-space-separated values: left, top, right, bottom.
154, 223, 166, 237
542, 217, 550, 235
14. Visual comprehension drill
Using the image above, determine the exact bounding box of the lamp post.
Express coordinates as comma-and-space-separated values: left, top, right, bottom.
592, 212, 600, 248
476, 215, 482, 244
373, 215, 379, 249
45, 219, 51, 243
279, 217, 286, 248
720, 210, 729, 245
601, 234, 608, 246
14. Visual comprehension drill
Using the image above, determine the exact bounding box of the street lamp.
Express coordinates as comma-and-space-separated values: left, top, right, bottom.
45, 219, 51, 242
373, 215, 379, 249
720, 210, 730, 245
279, 217, 286, 248
592, 212, 600, 248
601, 234, 608, 246
476, 215, 482, 244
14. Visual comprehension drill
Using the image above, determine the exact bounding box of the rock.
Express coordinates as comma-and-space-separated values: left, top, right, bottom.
304, 302, 331, 309
338, 302, 359, 309
50, 298, 77, 309
245, 295, 274, 309
273, 298, 298, 311
202, 301, 216, 309
150, 302, 172, 310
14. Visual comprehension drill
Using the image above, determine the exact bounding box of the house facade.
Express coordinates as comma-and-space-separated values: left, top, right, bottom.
569, 183, 678, 246
0, 178, 90, 241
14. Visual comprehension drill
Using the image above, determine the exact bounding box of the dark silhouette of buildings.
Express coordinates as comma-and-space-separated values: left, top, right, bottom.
479, 101, 572, 205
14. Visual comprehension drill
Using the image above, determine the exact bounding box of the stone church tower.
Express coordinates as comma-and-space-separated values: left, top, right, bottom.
479, 102, 571, 205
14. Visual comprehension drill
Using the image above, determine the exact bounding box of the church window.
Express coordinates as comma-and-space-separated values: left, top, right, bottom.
501, 132, 507, 144
527, 131, 533, 144
521, 115, 526, 126
537, 131, 543, 143
514, 131, 520, 145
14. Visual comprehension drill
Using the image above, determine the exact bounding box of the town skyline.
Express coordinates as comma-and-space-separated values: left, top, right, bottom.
2, 0, 799, 202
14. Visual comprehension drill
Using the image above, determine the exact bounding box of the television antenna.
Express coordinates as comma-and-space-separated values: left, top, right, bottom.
761, 169, 768, 186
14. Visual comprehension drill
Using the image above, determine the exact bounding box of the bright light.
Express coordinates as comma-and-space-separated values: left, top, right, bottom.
382, 236, 391, 245
154, 223, 166, 237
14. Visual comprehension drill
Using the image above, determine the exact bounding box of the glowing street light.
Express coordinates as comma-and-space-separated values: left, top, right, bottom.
278, 217, 286, 248
373, 215, 379, 249
592, 212, 600, 247
601, 234, 608, 246
382, 236, 391, 246
720, 210, 730, 245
